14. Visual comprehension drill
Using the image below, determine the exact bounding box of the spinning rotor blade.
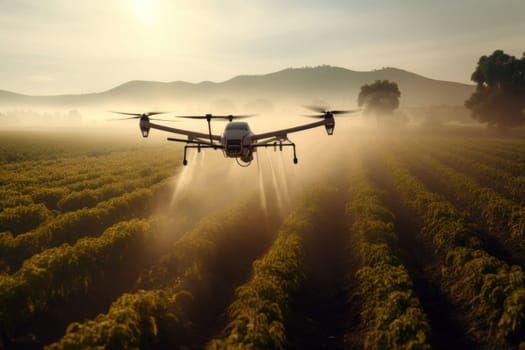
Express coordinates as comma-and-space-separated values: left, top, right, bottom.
110, 111, 142, 116
176, 114, 255, 120
149, 118, 179, 122
230, 114, 256, 119
332, 110, 354, 115
302, 107, 360, 118
177, 115, 209, 119
110, 111, 169, 117
108, 110, 174, 122
145, 112, 168, 116
216, 114, 256, 121
302, 114, 325, 119
305, 105, 329, 114
107, 116, 141, 120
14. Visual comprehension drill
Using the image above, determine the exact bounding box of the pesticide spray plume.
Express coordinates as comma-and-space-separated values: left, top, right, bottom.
109, 100, 414, 240
165, 121, 356, 218
256, 150, 268, 215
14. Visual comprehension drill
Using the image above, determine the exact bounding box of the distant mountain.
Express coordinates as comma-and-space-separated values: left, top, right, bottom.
0, 66, 474, 109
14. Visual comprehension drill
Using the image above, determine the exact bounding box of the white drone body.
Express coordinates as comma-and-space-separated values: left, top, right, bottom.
114, 107, 357, 167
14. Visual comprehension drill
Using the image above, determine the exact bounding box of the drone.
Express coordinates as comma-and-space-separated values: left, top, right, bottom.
111, 107, 358, 167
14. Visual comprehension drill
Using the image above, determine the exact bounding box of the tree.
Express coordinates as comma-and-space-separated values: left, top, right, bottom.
465, 50, 525, 128
358, 80, 401, 116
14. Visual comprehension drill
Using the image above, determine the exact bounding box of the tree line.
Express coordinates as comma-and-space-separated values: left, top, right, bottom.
356, 49, 524, 129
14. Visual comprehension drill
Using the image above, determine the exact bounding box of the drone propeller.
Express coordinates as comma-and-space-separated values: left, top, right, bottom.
305, 105, 329, 114
176, 114, 255, 122
303, 105, 360, 118
109, 116, 142, 120
110, 111, 168, 117
107, 117, 178, 122
108, 111, 176, 122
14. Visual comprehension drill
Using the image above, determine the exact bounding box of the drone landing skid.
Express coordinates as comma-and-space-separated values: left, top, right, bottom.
166, 137, 222, 166
178, 141, 298, 166
254, 140, 298, 164
182, 144, 219, 166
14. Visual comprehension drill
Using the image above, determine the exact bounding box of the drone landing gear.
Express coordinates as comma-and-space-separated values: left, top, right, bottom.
291, 142, 298, 164
264, 140, 298, 165
182, 144, 217, 166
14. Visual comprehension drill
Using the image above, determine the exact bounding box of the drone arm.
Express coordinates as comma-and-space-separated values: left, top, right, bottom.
148, 121, 222, 141
251, 139, 299, 164
167, 138, 223, 166
252, 136, 284, 145
167, 137, 223, 148
252, 119, 328, 142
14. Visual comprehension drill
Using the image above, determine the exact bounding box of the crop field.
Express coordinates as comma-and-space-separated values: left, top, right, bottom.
1, 129, 525, 349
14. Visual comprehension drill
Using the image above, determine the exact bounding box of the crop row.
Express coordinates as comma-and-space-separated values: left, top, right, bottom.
0, 172, 171, 237
53, 170, 170, 212
0, 180, 172, 272
207, 189, 329, 349
47, 194, 279, 349
46, 288, 191, 350
398, 145, 525, 250
0, 203, 49, 235
52, 159, 172, 192
0, 216, 166, 347
0, 189, 33, 211
384, 152, 525, 347
416, 140, 525, 205
1, 153, 132, 189
446, 138, 525, 177
0, 131, 147, 164
479, 139, 525, 161
0, 151, 175, 212
345, 153, 431, 349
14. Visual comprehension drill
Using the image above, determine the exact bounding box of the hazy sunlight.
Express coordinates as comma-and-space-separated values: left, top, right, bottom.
133, 0, 156, 24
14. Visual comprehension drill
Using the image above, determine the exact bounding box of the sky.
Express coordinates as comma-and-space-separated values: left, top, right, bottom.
0, 0, 524, 95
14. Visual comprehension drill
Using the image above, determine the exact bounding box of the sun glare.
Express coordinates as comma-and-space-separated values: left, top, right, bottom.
133, 0, 155, 24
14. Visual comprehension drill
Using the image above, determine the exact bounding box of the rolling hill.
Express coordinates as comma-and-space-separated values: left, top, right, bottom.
0, 66, 474, 110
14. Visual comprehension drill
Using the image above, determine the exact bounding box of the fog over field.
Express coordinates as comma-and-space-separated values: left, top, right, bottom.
0, 65, 475, 130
